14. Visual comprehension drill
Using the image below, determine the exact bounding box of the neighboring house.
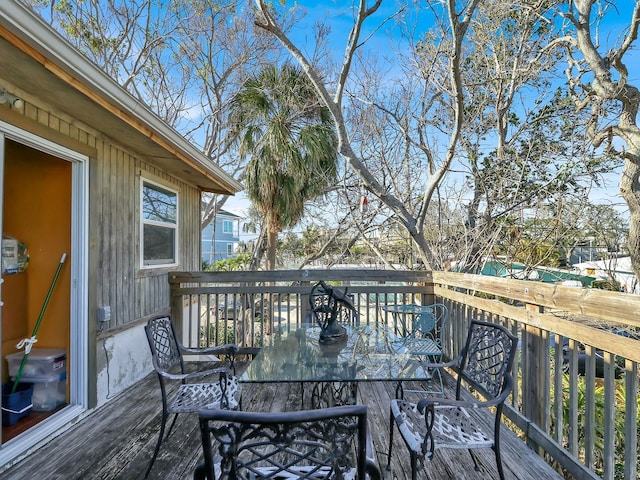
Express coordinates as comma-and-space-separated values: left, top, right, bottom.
573, 256, 638, 294
0, 1, 241, 469
481, 260, 595, 286
201, 209, 241, 264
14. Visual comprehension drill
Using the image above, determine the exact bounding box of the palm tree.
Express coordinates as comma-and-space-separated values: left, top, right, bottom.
231, 63, 338, 270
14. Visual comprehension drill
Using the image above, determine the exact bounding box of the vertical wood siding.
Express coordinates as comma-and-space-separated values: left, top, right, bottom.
13, 99, 205, 329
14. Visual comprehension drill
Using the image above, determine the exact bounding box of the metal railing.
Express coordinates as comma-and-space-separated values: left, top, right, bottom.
169, 269, 639, 480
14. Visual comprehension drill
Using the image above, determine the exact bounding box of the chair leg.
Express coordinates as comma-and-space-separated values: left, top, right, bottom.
144, 412, 178, 478
410, 451, 418, 480
395, 380, 404, 399
386, 405, 395, 470
468, 449, 481, 472
193, 463, 207, 480
165, 412, 179, 438
494, 445, 506, 480
434, 365, 444, 396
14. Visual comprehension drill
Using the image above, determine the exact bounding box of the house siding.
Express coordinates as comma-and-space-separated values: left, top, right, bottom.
202, 211, 240, 264
1, 93, 204, 405
9, 97, 202, 324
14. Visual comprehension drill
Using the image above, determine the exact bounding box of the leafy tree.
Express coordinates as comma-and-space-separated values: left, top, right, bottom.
28, 0, 636, 276
204, 253, 252, 271
253, 1, 612, 273
278, 232, 304, 267
230, 63, 339, 269
556, 0, 640, 278
23, 0, 283, 228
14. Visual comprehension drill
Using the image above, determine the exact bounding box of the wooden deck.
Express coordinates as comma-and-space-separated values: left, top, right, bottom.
0, 364, 564, 480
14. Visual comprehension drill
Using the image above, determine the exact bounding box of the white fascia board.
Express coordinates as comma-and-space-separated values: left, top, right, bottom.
0, 1, 242, 193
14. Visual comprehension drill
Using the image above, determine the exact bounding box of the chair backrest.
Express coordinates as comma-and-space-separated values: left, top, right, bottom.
145, 316, 185, 376
309, 280, 359, 327
196, 405, 369, 480
412, 303, 448, 339
457, 320, 518, 400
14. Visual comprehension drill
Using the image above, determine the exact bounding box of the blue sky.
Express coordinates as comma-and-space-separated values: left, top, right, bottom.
226, 1, 639, 223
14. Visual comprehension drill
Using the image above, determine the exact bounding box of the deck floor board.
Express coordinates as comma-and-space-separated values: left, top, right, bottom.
0, 364, 563, 480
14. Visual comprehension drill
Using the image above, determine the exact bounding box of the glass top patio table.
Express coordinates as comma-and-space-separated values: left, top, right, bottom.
240, 323, 430, 383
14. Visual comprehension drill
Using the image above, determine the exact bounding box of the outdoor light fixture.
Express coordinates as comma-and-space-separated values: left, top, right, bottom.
0, 87, 24, 109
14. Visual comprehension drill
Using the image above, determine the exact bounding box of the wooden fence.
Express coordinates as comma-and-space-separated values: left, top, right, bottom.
169, 269, 639, 480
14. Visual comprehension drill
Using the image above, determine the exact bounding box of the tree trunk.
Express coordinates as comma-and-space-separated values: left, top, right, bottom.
569, 0, 640, 284
266, 228, 277, 271
264, 227, 278, 335
620, 158, 640, 280
249, 230, 267, 271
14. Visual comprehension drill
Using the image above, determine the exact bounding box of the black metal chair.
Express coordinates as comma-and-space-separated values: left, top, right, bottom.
394, 303, 448, 398
387, 319, 518, 480
194, 405, 381, 480
144, 315, 242, 478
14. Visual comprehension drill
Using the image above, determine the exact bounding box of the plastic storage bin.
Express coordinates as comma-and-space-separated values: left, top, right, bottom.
15, 373, 67, 412
6, 348, 66, 378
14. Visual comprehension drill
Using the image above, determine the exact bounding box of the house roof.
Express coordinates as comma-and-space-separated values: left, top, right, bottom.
0, 1, 242, 194
218, 209, 242, 219
574, 256, 635, 275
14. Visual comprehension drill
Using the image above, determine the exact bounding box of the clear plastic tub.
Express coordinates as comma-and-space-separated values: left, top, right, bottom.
6, 348, 66, 378
14, 372, 67, 411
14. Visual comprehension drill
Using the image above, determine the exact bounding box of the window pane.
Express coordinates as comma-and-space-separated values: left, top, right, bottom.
143, 224, 175, 265
143, 182, 176, 223
223, 220, 233, 233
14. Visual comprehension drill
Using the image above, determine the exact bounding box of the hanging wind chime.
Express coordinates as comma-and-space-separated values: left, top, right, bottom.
359, 194, 368, 213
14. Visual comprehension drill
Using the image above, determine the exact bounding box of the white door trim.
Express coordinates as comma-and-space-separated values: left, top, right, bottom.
0, 120, 88, 464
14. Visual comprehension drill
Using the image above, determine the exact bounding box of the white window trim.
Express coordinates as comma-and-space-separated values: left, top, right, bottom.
139, 177, 179, 269
222, 219, 234, 234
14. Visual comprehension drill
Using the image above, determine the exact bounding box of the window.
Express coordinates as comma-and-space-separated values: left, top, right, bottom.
141, 180, 178, 267
223, 219, 234, 234
227, 243, 233, 255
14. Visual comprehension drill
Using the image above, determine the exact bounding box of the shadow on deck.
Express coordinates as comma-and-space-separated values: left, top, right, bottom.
0, 364, 564, 480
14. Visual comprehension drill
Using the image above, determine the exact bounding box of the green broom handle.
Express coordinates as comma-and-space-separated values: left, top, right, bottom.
11, 253, 67, 394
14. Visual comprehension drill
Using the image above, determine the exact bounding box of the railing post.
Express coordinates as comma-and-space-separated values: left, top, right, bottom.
522, 304, 548, 452
169, 273, 185, 344
624, 360, 638, 480
300, 280, 312, 325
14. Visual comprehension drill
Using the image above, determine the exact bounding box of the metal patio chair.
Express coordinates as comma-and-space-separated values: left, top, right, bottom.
144, 315, 242, 478
194, 405, 381, 480
387, 319, 518, 480
394, 303, 448, 398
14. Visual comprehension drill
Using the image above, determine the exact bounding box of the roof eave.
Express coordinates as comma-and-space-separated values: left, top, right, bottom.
0, 2, 242, 194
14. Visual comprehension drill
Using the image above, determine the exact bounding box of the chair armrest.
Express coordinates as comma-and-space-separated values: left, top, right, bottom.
418, 355, 461, 370
416, 397, 486, 412
416, 373, 513, 412
158, 366, 234, 382
180, 344, 261, 360
235, 346, 262, 358
180, 343, 239, 357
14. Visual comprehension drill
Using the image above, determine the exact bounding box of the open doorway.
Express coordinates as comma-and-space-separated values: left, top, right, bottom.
1, 139, 71, 440
0, 123, 88, 456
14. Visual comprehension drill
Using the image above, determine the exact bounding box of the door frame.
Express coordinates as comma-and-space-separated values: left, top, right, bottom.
0, 119, 88, 461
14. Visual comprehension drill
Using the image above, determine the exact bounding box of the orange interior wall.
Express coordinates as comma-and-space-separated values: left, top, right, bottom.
1, 140, 71, 383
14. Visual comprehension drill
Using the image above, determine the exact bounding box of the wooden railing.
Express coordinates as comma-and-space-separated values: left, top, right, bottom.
169, 269, 639, 480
